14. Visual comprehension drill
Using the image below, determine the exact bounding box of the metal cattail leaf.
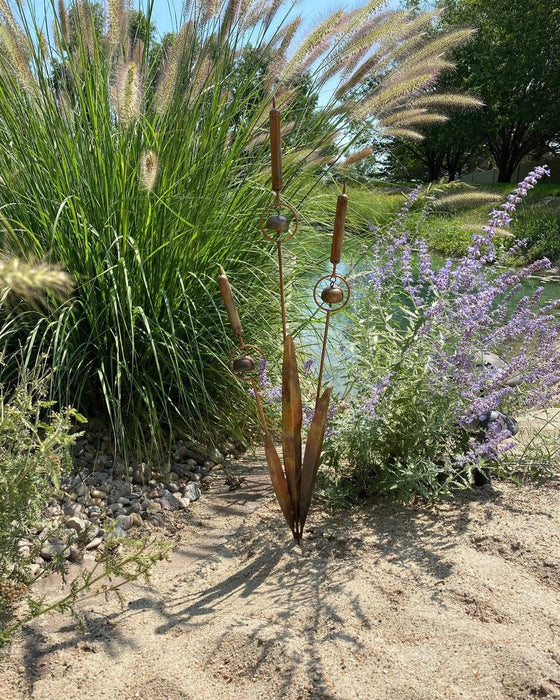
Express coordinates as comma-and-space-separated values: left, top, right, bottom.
112, 59, 143, 124
299, 387, 332, 533
140, 150, 158, 192
282, 335, 303, 530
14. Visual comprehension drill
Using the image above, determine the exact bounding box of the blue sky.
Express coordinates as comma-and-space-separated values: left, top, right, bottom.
148, 0, 381, 39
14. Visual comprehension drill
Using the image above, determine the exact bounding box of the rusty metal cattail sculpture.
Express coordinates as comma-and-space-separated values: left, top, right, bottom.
218, 100, 350, 542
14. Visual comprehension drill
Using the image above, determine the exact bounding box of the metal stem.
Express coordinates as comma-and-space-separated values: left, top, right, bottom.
277, 240, 287, 342
315, 309, 331, 408
251, 377, 271, 439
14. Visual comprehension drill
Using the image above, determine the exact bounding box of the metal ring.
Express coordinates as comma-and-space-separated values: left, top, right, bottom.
228, 344, 266, 382
259, 198, 299, 243
312, 273, 351, 313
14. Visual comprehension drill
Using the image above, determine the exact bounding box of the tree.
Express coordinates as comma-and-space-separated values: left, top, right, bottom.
440, 0, 560, 182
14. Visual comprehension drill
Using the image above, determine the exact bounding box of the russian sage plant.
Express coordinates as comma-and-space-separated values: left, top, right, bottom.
321, 166, 560, 501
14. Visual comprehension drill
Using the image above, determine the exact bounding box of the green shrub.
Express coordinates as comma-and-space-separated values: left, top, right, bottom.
509, 204, 560, 264
0, 368, 81, 579
320, 170, 560, 504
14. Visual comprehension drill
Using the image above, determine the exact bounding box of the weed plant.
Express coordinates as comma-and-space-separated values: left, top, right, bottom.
319, 166, 560, 503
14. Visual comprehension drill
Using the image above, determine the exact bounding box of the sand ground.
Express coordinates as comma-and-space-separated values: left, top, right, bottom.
1, 450, 559, 700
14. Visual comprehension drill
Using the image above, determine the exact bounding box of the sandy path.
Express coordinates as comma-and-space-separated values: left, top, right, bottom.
1, 452, 559, 699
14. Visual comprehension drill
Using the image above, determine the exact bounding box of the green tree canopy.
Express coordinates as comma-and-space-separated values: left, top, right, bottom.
440, 0, 560, 182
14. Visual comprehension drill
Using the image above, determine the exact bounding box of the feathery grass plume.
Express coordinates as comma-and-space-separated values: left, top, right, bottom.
107, 0, 125, 52
240, 0, 270, 31
186, 56, 214, 107
202, 0, 221, 23
139, 150, 158, 191
414, 93, 484, 109
222, 0, 243, 35
112, 58, 143, 123
72, 1, 97, 57
58, 0, 70, 43
266, 16, 302, 86
279, 9, 345, 84
0, 258, 73, 307
402, 27, 474, 65
153, 21, 191, 113
382, 127, 425, 141
0, 22, 36, 94
339, 147, 374, 168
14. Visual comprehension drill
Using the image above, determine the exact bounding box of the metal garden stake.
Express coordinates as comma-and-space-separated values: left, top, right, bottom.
218, 100, 350, 542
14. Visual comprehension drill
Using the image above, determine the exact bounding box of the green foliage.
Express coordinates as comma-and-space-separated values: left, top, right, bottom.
0, 367, 83, 580
509, 204, 560, 265
439, 0, 560, 182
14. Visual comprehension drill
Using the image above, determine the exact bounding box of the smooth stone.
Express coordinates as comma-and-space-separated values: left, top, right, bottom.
209, 448, 224, 464
76, 484, 89, 497
86, 506, 101, 518
127, 501, 141, 514
133, 463, 151, 485
203, 460, 215, 471
85, 537, 103, 550
160, 493, 183, 511
129, 513, 143, 528
90, 489, 107, 500
69, 546, 83, 563
183, 482, 201, 502
146, 502, 162, 513
147, 513, 166, 528
65, 517, 88, 533
62, 502, 83, 516
202, 476, 213, 487
18, 546, 31, 558
85, 524, 100, 541
27, 563, 42, 577
117, 497, 130, 505
40, 543, 70, 560
109, 503, 124, 513
116, 515, 133, 531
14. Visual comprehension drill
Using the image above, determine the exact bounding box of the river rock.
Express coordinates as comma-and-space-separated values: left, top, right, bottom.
133, 462, 151, 485
40, 542, 70, 560
65, 517, 88, 534
146, 502, 162, 513
85, 537, 103, 550
183, 482, 201, 502
62, 501, 83, 517
209, 448, 224, 464
116, 515, 133, 530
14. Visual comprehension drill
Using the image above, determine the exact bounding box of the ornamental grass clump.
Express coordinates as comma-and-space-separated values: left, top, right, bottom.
321, 166, 560, 502
0, 0, 474, 458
